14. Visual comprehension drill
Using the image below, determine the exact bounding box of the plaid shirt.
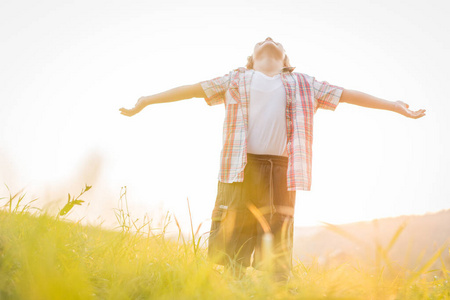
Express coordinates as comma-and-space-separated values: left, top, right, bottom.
200, 67, 344, 191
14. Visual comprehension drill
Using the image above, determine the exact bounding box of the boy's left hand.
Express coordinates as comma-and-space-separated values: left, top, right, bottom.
395, 101, 426, 119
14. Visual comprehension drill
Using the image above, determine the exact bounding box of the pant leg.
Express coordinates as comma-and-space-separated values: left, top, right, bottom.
207, 181, 257, 268
249, 154, 296, 276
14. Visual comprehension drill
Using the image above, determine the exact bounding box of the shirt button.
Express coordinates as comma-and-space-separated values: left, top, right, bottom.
289, 121, 292, 125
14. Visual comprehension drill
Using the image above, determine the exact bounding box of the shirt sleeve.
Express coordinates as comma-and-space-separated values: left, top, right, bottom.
199, 72, 232, 106
312, 77, 344, 111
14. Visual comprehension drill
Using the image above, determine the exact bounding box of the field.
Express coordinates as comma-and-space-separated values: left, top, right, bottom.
0, 185, 449, 299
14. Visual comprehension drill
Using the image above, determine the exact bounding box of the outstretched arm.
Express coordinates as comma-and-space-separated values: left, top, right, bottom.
119, 83, 207, 117
339, 89, 426, 119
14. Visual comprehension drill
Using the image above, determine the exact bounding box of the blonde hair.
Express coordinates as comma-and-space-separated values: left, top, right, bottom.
246, 54, 292, 70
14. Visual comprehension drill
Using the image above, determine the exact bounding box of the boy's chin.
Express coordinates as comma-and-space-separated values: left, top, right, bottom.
255, 47, 284, 59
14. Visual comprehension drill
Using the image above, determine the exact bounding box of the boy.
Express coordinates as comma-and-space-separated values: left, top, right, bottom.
120, 37, 426, 281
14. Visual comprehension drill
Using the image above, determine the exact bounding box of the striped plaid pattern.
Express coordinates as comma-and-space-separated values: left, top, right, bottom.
201, 67, 343, 191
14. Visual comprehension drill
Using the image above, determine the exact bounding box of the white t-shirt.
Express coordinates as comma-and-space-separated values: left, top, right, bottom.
247, 70, 287, 156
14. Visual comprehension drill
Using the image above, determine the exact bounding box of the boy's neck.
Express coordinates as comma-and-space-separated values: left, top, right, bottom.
253, 57, 284, 77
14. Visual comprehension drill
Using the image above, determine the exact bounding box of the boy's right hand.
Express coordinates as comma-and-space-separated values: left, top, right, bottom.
119, 97, 147, 117
119, 107, 139, 117
119, 83, 204, 117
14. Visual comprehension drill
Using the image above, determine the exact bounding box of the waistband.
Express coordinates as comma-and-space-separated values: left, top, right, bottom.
247, 153, 288, 165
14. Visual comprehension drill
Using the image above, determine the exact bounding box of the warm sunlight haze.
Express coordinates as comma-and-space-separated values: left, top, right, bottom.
1, 0, 447, 230
1, 0, 449, 298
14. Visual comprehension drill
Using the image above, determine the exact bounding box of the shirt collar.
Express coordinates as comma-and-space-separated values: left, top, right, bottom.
239, 66, 296, 73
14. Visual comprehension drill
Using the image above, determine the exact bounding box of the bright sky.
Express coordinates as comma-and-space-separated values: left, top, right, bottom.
1, 0, 449, 232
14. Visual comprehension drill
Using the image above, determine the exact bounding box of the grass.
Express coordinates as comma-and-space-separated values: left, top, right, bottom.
0, 185, 449, 299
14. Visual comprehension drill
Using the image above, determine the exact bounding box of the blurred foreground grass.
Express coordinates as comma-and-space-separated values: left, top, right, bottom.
0, 186, 449, 299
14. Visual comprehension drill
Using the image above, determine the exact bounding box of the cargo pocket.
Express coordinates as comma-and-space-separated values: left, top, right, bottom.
211, 182, 230, 222
211, 205, 228, 222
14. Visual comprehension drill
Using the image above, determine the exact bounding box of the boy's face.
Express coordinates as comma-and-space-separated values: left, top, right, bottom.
253, 37, 285, 60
